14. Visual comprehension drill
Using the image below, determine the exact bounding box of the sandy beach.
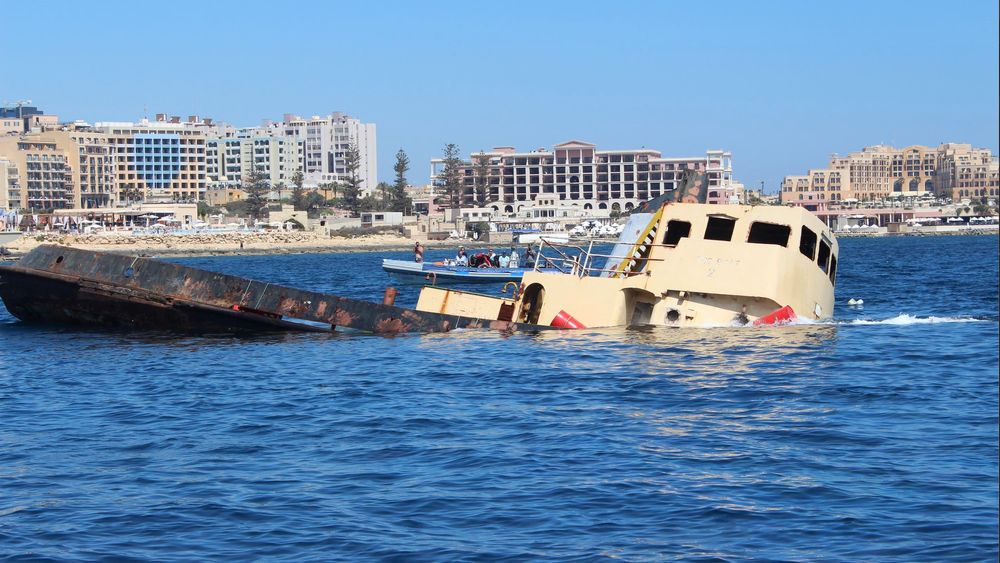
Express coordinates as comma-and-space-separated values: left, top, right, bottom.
4, 231, 465, 258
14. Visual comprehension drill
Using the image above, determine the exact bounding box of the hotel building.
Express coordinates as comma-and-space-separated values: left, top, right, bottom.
281, 112, 377, 191
0, 129, 117, 209
934, 143, 999, 201
41, 130, 117, 208
0, 136, 71, 210
95, 117, 207, 203
1, 157, 20, 210
430, 141, 735, 214
781, 143, 998, 209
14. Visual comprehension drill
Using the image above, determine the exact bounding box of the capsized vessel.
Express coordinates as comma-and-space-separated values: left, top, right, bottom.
413, 202, 838, 328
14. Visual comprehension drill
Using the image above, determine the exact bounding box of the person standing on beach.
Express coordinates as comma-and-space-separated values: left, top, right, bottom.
414, 242, 424, 263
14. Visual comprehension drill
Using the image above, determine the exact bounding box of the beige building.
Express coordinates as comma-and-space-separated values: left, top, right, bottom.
0, 136, 71, 210
935, 143, 999, 202
782, 143, 997, 209
38, 130, 117, 209
780, 168, 850, 209
431, 141, 735, 215
205, 185, 247, 206
1, 157, 20, 210
1, 118, 23, 136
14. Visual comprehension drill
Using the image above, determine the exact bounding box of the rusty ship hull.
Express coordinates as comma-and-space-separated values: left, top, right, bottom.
0, 245, 546, 335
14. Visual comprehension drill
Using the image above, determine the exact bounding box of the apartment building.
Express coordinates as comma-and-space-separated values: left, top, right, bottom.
206, 134, 301, 189
0, 136, 71, 210
430, 141, 735, 214
281, 112, 377, 191
40, 130, 116, 208
1, 157, 20, 209
95, 117, 207, 203
935, 143, 999, 201
781, 143, 997, 208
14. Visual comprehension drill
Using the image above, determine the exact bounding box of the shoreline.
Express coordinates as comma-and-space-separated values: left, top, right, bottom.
2, 231, 486, 260
3, 227, 997, 261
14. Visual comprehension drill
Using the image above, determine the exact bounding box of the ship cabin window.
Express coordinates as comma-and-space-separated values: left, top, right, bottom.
662, 220, 691, 246
704, 216, 736, 241
799, 226, 817, 260
747, 222, 790, 247
828, 255, 838, 286
817, 239, 832, 273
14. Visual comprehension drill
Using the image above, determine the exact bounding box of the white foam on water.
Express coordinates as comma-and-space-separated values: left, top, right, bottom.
785, 314, 988, 327
843, 314, 986, 326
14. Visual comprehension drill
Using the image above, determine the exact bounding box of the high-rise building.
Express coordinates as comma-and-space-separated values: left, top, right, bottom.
95, 116, 207, 203
430, 141, 735, 214
206, 134, 301, 190
281, 112, 377, 191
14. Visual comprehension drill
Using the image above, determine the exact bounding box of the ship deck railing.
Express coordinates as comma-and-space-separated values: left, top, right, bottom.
534, 238, 671, 278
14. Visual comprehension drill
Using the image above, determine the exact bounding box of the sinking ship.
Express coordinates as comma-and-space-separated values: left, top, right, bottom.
0, 174, 837, 334
416, 202, 838, 328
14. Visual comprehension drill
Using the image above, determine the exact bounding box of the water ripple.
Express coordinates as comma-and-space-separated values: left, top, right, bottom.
0, 236, 997, 560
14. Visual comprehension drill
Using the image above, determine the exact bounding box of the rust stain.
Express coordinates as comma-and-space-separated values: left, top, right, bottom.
1, 245, 557, 335
374, 317, 408, 334
334, 309, 354, 326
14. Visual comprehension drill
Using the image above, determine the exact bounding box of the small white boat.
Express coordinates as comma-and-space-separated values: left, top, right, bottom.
383, 259, 531, 284
516, 232, 569, 245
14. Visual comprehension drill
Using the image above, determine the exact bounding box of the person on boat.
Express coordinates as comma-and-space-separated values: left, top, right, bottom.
414, 242, 424, 263
470, 252, 491, 268
498, 253, 510, 268
487, 248, 497, 266
509, 247, 520, 268
456, 246, 469, 266
524, 246, 536, 268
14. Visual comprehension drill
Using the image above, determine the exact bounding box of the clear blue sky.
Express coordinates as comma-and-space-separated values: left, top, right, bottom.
2, 0, 997, 192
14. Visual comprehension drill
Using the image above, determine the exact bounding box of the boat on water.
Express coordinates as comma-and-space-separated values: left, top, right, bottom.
0, 173, 837, 333
515, 231, 569, 245
0, 245, 546, 335
382, 258, 530, 284
413, 200, 838, 328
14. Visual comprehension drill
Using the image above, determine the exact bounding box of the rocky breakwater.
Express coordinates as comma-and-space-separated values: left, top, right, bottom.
8, 230, 414, 257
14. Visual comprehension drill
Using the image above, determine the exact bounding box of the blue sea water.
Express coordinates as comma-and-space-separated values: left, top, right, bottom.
0, 235, 997, 561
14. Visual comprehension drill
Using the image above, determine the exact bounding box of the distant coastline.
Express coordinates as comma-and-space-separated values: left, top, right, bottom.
3, 226, 997, 261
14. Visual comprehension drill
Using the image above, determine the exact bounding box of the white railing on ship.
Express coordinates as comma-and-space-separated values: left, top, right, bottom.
533, 238, 669, 278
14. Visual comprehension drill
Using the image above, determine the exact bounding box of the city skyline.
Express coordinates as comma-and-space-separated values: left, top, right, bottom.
1, 0, 998, 192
